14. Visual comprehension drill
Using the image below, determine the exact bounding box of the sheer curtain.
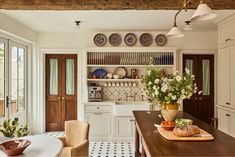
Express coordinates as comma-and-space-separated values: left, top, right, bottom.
66, 59, 74, 95
49, 59, 58, 95
202, 60, 210, 95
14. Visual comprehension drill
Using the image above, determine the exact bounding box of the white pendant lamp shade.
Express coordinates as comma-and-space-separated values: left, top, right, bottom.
191, 3, 217, 22
167, 26, 184, 38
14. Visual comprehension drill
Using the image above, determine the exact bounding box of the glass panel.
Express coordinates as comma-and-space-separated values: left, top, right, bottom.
66, 59, 74, 95
0, 42, 5, 117
49, 59, 58, 95
18, 80, 25, 111
202, 59, 210, 95
11, 47, 18, 114
18, 48, 24, 79
185, 59, 194, 74
18, 48, 25, 111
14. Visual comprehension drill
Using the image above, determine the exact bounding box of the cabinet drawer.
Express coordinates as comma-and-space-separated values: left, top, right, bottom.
85, 105, 111, 111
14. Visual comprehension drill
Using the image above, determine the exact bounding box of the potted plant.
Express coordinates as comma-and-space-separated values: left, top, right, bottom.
141, 67, 200, 120
0, 117, 29, 138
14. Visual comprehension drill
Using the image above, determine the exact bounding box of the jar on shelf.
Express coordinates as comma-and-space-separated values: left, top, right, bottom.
131, 69, 138, 79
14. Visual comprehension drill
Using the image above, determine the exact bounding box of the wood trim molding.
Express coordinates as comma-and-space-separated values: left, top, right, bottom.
1, 0, 235, 10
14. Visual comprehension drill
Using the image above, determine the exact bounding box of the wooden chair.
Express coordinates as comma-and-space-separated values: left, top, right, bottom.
58, 120, 89, 157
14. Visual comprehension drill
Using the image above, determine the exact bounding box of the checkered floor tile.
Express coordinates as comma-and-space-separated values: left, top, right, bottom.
41, 132, 134, 157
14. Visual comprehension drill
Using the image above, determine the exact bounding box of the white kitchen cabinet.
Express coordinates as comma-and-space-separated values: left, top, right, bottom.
218, 46, 235, 109
218, 107, 235, 138
115, 117, 135, 137
219, 19, 235, 44
218, 108, 230, 135
85, 112, 111, 137
84, 103, 112, 140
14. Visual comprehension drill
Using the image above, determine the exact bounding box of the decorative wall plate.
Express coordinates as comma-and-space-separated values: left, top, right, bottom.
114, 67, 127, 79
139, 33, 153, 46
155, 34, 167, 46
124, 33, 137, 46
93, 33, 106, 46
109, 33, 122, 46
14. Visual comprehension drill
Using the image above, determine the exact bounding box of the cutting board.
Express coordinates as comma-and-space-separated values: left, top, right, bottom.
157, 127, 214, 141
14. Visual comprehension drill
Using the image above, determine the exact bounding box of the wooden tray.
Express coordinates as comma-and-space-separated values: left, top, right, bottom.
157, 127, 214, 141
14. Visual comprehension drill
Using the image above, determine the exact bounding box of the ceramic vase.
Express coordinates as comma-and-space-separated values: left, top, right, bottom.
161, 103, 179, 121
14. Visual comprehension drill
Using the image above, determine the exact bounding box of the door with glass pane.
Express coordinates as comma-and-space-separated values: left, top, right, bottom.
46, 54, 77, 131
0, 38, 8, 122
9, 42, 27, 124
183, 55, 214, 124
0, 38, 27, 125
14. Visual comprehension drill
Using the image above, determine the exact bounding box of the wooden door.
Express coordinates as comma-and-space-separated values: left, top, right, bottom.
183, 55, 214, 124
46, 54, 77, 131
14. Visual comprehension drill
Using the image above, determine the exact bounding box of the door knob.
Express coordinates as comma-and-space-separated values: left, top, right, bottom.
58, 97, 61, 100
195, 97, 198, 100
199, 97, 202, 100
62, 97, 65, 100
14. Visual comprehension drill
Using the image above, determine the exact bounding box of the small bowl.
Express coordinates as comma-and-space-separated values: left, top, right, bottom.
161, 125, 175, 131
113, 75, 120, 79
161, 120, 176, 131
0, 139, 31, 156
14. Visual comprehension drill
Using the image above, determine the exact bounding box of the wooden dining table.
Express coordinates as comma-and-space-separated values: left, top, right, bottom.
133, 111, 235, 157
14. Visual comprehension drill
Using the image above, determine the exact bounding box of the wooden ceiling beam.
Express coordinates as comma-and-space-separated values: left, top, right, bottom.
0, 0, 235, 10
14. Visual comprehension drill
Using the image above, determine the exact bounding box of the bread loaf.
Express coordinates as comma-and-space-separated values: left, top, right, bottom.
173, 125, 200, 137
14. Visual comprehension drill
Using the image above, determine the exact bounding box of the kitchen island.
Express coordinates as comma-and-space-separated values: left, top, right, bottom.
133, 111, 235, 157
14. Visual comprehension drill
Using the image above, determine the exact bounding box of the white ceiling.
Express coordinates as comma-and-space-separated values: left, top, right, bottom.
0, 10, 235, 32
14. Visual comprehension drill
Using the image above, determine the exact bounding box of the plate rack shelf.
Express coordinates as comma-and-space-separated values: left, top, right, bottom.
85, 47, 177, 84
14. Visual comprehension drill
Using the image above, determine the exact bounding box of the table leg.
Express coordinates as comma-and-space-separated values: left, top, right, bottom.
135, 124, 141, 157
141, 145, 146, 157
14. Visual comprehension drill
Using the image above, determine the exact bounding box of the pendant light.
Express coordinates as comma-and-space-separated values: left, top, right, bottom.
167, 0, 217, 38
167, 0, 191, 38
167, 24, 184, 38
191, 0, 217, 22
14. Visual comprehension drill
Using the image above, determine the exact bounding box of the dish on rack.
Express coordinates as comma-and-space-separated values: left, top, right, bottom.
155, 34, 167, 46
139, 33, 153, 46
114, 67, 127, 79
109, 33, 122, 46
124, 33, 137, 46
91, 68, 107, 79
93, 33, 107, 46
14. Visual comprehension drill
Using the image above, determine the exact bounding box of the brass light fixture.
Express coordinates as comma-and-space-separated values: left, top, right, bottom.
167, 0, 217, 38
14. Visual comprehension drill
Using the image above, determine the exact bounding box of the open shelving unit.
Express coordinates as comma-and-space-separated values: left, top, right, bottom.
84, 47, 178, 85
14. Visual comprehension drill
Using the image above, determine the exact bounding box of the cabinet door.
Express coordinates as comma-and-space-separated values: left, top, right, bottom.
219, 48, 230, 106
231, 112, 235, 138
218, 108, 230, 135
220, 20, 235, 43
85, 112, 110, 137
230, 46, 235, 109
115, 117, 133, 137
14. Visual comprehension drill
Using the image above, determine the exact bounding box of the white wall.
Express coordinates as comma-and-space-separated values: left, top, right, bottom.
38, 31, 217, 50
0, 13, 37, 43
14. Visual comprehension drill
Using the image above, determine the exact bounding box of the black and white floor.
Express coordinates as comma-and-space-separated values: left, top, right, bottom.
42, 132, 134, 157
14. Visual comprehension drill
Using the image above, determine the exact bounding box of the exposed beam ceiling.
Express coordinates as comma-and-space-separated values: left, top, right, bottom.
0, 0, 235, 10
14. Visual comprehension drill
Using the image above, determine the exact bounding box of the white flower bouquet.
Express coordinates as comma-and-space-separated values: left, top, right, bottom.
141, 68, 200, 108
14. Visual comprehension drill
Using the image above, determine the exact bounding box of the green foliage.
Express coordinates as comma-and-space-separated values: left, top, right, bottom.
0, 117, 29, 138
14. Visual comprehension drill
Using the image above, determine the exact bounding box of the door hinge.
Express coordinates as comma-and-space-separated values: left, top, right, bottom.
6, 96, 9, 108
